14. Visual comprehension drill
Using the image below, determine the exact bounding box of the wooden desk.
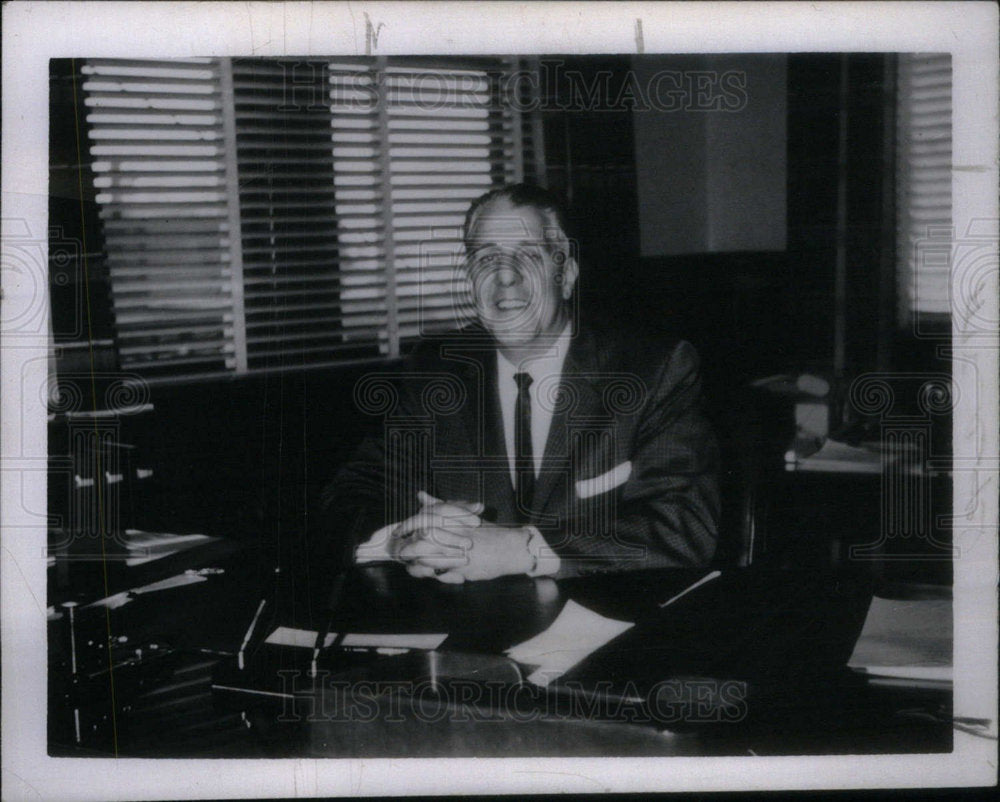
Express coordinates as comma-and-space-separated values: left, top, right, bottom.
48, 549, 952, 758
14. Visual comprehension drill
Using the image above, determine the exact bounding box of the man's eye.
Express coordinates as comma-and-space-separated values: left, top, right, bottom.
469, 252, 499, 273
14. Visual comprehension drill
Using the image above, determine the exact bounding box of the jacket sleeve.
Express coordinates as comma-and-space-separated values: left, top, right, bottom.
314, 376, 424, 579
546, 340, 721, 577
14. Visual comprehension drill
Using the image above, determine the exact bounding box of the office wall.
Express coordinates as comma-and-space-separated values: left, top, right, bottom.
632, 55, 787, 256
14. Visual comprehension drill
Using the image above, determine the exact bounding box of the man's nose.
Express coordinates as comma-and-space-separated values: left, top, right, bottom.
493, 259, 523, 287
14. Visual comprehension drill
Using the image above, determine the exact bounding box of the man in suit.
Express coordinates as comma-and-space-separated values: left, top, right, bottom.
321, 184, 719, 582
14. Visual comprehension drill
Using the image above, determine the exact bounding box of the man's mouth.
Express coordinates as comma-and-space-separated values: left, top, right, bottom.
495, 298, 528, 311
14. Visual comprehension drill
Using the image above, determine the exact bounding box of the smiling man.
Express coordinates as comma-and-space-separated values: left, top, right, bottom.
320, 184, 720, 582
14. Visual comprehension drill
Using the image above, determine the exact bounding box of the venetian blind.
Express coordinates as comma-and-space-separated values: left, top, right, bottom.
81, 59, 239, 378
83, 57, 541, 378
231, 59, 352, 372
896, 53, 952, 322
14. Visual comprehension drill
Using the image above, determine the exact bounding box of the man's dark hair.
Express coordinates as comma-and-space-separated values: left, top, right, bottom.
462, 183, 572, 245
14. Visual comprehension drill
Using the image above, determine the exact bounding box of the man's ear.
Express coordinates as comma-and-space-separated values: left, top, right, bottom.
559, 252, 579, 299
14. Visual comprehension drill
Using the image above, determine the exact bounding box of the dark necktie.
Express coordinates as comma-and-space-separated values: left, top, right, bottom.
514, 372, 534, 521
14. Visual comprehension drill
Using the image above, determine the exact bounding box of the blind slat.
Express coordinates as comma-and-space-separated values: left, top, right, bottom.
896, 53, 952, 322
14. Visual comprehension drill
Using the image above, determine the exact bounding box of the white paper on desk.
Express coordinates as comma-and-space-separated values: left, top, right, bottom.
341, 632, 447, 649
859, 665, 953, 683
848, 596, 952, 684
505, 600, 634, 687
264, 625, 447, 651
266, 626, 338, 649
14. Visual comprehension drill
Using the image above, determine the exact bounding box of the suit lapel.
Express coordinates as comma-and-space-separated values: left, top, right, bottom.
530, 328, 606, 522
480, 351, 519, 524
437, 326, 614, 527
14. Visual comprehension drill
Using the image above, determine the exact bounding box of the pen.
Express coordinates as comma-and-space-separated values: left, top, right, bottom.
238, 598, 267, 670
311, 571, 347, 678
237, 566, 280, 670
311, 630, 347, 678
658, 570, 722, 609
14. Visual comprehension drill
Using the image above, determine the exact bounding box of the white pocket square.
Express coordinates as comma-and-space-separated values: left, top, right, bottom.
575, 461, 632, 499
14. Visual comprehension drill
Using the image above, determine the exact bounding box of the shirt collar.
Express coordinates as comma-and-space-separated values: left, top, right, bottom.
496, 322, 574, 386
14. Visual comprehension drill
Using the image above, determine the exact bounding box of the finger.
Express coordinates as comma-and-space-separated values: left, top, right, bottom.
413, 525, 473, 551
394, 511, 477, 538
396, 524, 472, 554
418, 505, 481, 527
389, 528, 424, 561
397, 531, 468, 561
436, 499, 484, 516
391, 517, 421, 540
437, 510, 481, 527
433, 570, 466, 584
405, 562, 436, 579
419, 493, 485, 518
409, 552, 468, 569
446, 500, 484, 516
417, 490, 442, 507
392, 509, 442, 537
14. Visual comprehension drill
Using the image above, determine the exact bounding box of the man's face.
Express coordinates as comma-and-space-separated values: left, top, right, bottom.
464, 199, 578, 354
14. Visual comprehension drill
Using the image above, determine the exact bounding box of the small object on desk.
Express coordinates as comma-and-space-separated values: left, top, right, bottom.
238, 598, 268, 671
62, 601, 79, 675
312, 571, 348, 676
750, 373, 829, 397
343, 632, 448, 650
784, 434, 826, 463
62, 404, 155, 420
263, 626, 447, 652
83, 571, 210, 609
122, 529, 216, 567
796, 373, 831, 397
267, 626, 335, 649
785, 437, 887, 474
658, 570, 721, 609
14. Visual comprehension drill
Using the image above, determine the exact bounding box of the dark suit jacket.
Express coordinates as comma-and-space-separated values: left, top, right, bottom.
319, 324, 720, 578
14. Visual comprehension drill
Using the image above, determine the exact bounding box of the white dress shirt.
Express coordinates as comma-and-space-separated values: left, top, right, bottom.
495, 323, 573, 487
492, 325, 572, 578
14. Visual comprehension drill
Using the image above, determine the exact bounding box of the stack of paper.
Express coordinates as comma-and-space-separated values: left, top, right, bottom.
505, 600, 635, 687
848, 596, 952, 686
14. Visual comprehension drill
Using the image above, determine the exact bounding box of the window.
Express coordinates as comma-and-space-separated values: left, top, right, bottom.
895, 53, 952, 325
81, 57, 542, 380
82, 58, 237, 376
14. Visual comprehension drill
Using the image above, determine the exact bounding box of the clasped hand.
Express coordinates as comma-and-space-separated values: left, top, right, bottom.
391, 491, 532, 583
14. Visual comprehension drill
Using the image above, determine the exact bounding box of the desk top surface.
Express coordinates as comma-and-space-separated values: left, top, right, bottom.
48, 543, 952, 758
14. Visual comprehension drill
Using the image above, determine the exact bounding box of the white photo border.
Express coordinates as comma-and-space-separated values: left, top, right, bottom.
2, 1, 997, 798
